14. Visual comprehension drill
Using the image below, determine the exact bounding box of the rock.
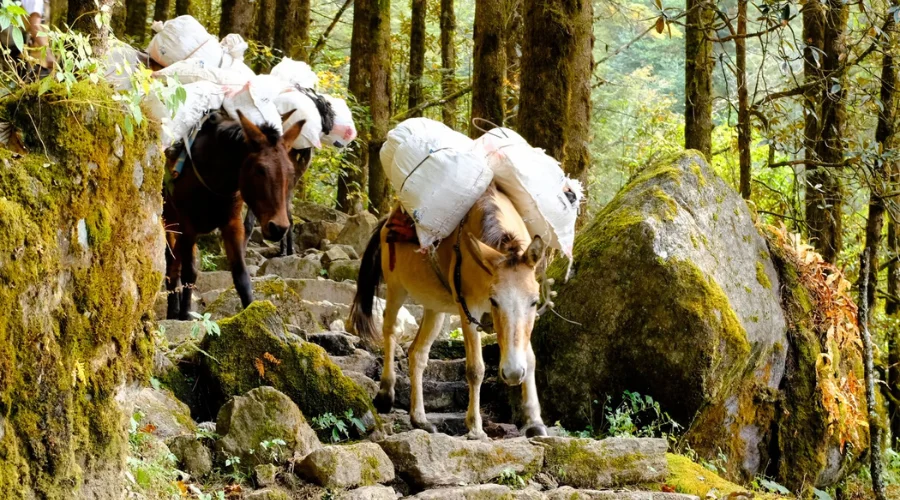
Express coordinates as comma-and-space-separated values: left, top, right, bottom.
116, 385, 197, 439
373, 298, 419, 343
167, 435, 213, 478
246, 247, 267, 267
285, 278, 358, 304
158, 319, 204, 344
378, 430, 544, 489
307, 331, 359, 356
328, 259, 362, 282
321, 246, 352, 266
330, 319, 346, 332
203, 275, 321, 332
194, 270, 234, 293
533, 437, 667, 488
324, 243, 361, 260
332, 349, 381, 380
295, 201, 350, 225
303, 300, 351, 329
255, 463, 279, 487
216, 386, 321, 465
201, 301, 374, 424
484, 421, 520, 440
544, 488, 699, 500
299, 442, 395, 489
335, 485, 399, 500
413, 485, 543, 499
532, 152, 789, 481
336, 212, 381, 255
259, 254, 323, 279
244, 488, 291, 500
345, 371, 379, 399
297, 221, 344, 251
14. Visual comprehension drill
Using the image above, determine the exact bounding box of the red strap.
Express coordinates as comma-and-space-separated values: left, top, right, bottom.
389, 242, 396, 271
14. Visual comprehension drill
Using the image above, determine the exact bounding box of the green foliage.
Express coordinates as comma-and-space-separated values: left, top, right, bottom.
496, 468, 527, 490
189, 311, 221, 338
555, 390, 682, 443
201, 251, 220, 271
312, 410, 366, 443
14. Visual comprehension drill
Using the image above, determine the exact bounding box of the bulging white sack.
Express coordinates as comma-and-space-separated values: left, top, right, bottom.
274, 89, 323, 149
103, 40, 142, 92
381, 118, 493, 248
270, 58, 318, 89
321, 95, 357, 148
146, 81, 225, 148
147, 16, 222, 68
222, 75, 289, 134
152, 59, 250, 87
474, 127, 582, 257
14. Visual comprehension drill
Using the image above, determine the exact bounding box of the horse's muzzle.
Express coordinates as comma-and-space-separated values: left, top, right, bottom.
263, 221, 289, 242
500, 366, 526, 386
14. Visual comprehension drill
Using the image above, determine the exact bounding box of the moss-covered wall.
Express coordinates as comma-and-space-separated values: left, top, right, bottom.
0, 82, 165, 498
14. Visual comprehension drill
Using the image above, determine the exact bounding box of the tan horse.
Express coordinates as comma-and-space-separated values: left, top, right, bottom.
349, 185, 547, 439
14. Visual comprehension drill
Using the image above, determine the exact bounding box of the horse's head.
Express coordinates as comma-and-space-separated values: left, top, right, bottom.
235, 111, 304, 242
466, 233, 545, 387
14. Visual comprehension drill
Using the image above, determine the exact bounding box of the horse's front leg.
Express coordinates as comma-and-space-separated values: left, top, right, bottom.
177, 233, 198, 320
520, 342, 547, 437
222, 218, 253, 309
374, 286, 408, 413
241, 209, 256, 250
279, 206, 294, 257
165, 233, 182, 319
408, 310, 446, 432
461, 316, 487, 440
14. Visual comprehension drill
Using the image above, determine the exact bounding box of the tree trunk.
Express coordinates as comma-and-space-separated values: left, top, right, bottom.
859, 249, 888, 500
736, 0, 751, 199
50, 0, 67, 28
254, 0, 275, 71
219, 0, 256, 38
367, 0, 392, 215
153, 0, 171, 21
68, 0, 112, 43
469, 0, 506, 137
518, 0, 592, 171
175, 0, 191, 16
684, 0, 714, 158
439, 0, 458, 129
275, 0, 311, 60
805, 0, 847, 263
407, 0, 427, 116
504, 0, 523, 127
124, 0, 148, 43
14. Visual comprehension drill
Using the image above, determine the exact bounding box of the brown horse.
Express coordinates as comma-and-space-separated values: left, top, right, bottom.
349, 186, 548, 439
163, 110, 304, 319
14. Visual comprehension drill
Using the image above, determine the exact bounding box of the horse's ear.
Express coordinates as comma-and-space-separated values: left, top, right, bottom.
237, 110, 268, 147
282, 119, 305, 148
465, 232, 503, 275
522, 235, 545, 268
280, 110, 296, 123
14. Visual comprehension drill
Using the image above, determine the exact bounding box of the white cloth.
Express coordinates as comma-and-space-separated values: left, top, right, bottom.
21, 0, 43, 15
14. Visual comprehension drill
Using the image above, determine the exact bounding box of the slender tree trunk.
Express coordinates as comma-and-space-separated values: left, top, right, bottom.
153, 0, 171, 21
802, 0, 828, 261
219, 0, 256, 38
439, 0, 458, 128
859, 249, 888, 500
254, 0, 275, 71
367, 0, 392, 215
68, 0, 111, 42
736, 0, 751, 199
275, 0, 311, 60
562, 0, 592, 183
50, 0, 67, 28
504, 0, 523, 127
124, 0, 148, 43
175, 0, 191, 16
309, 0, 352, 64
407, 0, 427, 116
684, 0, 714, 158
470, 0, 506, 136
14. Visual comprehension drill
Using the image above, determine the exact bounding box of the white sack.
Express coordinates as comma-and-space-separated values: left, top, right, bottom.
270, 58, 318, 89
274, 89, 323, 149
222, 75, 289, 134
218, 34, 255, 78
321, 95, 357, 148
382, 118, 493, 248
147, 16, 222, 68
146, 81, 225, 148
152, 59, 250, 86
474, 127, 582, 257
103, 40, 142, 91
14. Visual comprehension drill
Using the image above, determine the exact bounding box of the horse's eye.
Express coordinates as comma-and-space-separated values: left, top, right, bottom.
531, 300, 539, 308
489, 298, 498, 308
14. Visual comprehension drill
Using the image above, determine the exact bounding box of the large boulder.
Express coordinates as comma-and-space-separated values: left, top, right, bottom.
167, 435, 213, 478
216, 386, 321, 465
116, 385, 197, 439
203, 275, 321, 332
298, 442, 395, 489
201, 301, 375, 424
532, 437, 667, 488
0, 82, 165, 497
532, 151, 865, 488
336, 211, 381, 255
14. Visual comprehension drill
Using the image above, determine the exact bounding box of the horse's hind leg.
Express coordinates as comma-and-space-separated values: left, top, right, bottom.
408, 310, 446, 432
241, 208, 256, 250
222, 217, 253, 309
520, 342, 547, 437
176, 233, 198, 320
373, 285, 408, 414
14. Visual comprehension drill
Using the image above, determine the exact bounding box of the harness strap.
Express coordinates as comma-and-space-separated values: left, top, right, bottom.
429, 250, 453, 295
177, 113, 233, 199
453, 217, 485, 329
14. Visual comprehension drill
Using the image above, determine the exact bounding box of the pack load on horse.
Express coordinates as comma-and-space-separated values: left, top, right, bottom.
350, 117, 582, 439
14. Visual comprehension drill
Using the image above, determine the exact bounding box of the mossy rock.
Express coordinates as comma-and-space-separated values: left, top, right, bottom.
203, 275, 322, 332
200, 301, 374, 424
0, 81, 165, 498
532, 151, 787, 482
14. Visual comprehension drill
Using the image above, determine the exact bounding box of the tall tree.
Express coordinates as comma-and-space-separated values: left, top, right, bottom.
504, 0, 523, 127
805, 0, 847, 263
367, 0, 392, 214
153, 0, 171, 21
124, 0, 148, 43
254, 0, 275, 71
219, 0, 256, 38
684, 0, 714, 158
469, 0, 506, 137
68, 0, 113, 51
736, 0, 751, 199
50, 0, 67, 27
407, 0, 427, 116
175, 0, 191, 16
274, 0, 311, 60
439, 0, 458, 128
518, 0, 593, 178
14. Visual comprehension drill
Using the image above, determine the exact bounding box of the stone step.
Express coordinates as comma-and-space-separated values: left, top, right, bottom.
423, 358, 465, 382
383, 411, 468, 436
307, 331, 359, 356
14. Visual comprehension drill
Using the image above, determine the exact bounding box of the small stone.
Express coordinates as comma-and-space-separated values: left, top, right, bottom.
194, 271, 234, 292
307, 332, 358, 356
344, 371, 379, 399
259, 254, 323, 279
532, 436, 667, 488
297, 221, 344, 251
244, 488, 291, 500
335, 485, 398, 500
328, 259, 362, 282
332, 349, 381, 380
324, 243, 361, 260
330, 319, 346, 332
255, 463, 278, 487
167, 435, 213, 478
321, 246, 351, 267
299, 442, 395, 489
295, 201, 350, 225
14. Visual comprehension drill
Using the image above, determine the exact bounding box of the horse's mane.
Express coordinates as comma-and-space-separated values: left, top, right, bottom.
476, 184, 527, 266
208, 110, 283, 146
298, 86, 336, 135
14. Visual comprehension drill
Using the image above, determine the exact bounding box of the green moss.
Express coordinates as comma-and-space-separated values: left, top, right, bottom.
666, 454, 785, 498
756, 261, 772, 289
0, 81, 164, 498
689, 163, 707, 188
542, 438, 648, 488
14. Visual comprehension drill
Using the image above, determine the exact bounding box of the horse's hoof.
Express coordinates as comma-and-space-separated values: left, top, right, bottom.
373, 391, 394, 414
525, 424, 548, 438
412, 420, 438, 433
466, 429, 488, 441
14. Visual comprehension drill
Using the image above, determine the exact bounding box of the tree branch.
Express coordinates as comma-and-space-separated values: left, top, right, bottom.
308, 0, 353, 65
391, 84, 473, 122
766, 158, 855, 168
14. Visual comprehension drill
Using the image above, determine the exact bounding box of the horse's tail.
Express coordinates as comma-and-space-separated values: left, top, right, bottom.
350, 218, 387, 345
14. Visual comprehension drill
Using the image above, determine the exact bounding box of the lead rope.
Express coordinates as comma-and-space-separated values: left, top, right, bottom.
453, 217, 485, 329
